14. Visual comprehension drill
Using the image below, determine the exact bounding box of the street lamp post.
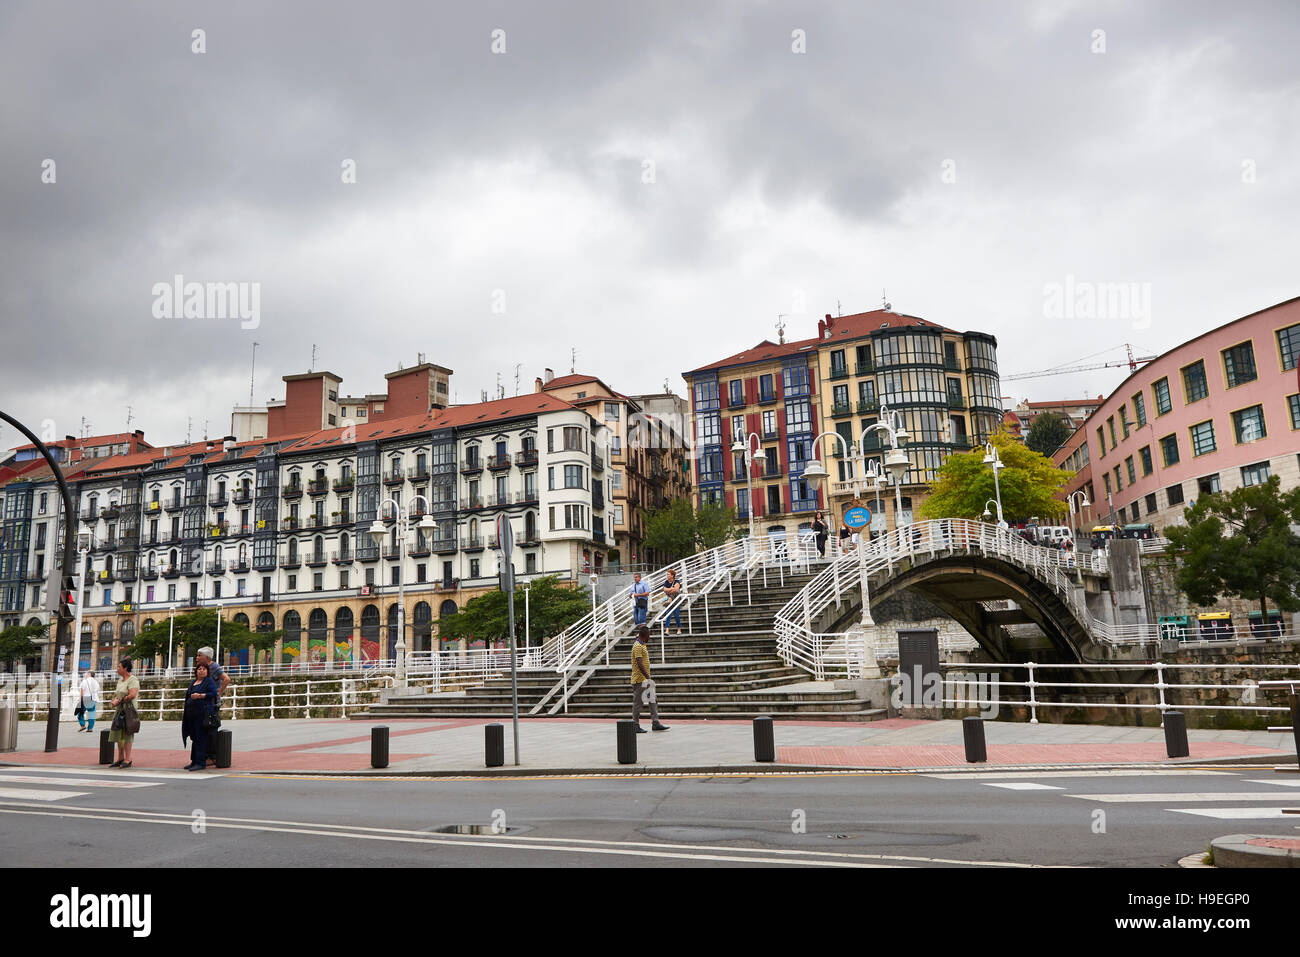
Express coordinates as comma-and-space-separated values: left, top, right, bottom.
730, 432, 767, 545
982, 498, 1005, 526
1067, 490, 1091, 535
69, 534, 90, 689
215, 601, 223, 671
167, 604, 177, 677
370, 495, 437, 690
983, 443, 1006, 527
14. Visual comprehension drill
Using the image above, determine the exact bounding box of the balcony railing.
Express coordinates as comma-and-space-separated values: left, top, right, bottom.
230, 559, 250, 574
79, 509, 97, 522
829, 366, 850, 380
591, 454, 604, 474
356, 547, 380, 563
207, 522, 229, 538
727, 394, 746, 408
279, 554, 301, 569
857, 398, 880, 414
229, 523, 253, 537
944, 357, 962, 372
594, 528, 606, 544
140, 567, 158, 581
164, 499, 184, 512
409, 540, 432, 557
332, 551, 354, 565
145, 501, 164, 514
758, 390, 778, 405
232, 488, 253, 505
209, 492, 228, 507
460, 459, 483, 474
757, 464, 784, 479
516, 449, 538, 468
947, 396, 966, 410
282, 483, 303, 499
520, 489, 539, 504
161, 566, 181, 579
282, 517, 300, 530
206, 561, 225, 575
383, 471, 405, 486
831, 402, 853, 417
407, 465, 430, 481
488, 453, 512, 471
305, 515, 328, 530
307, 479, 329, 495
332, 477, 355, 493
856, 359, 874, 375
465, 495, 485, 510
462, 536, 484, 551
99, 504, 121, 519
305, 551, 328, 567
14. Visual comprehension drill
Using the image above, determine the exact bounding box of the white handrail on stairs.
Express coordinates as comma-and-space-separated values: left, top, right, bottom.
774, 519, 1108, 679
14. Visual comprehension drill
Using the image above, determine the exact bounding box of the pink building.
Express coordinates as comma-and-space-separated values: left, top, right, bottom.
1055, 297, 1300, 532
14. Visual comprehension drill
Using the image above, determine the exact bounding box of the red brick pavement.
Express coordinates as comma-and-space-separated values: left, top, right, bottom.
777, 742, 1285, 768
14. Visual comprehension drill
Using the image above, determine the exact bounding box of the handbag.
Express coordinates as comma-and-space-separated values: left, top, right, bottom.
74, 702, 85, 718
202, 709, 221, 731
110, 708, 125, 731
123, 701, 141, 735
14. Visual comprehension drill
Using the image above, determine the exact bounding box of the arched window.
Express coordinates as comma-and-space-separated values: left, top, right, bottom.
257, 612, 275, 632
386, 604, 400, 658
142, 619, 154, 629
97, 620, 114, 644
147, 551, 156, 571
168, 548, 178, 569
104, 554, 114, 574
360, 604, 380, 661
238, 543, 247, 563
234, 613, 250, 629
525, 511, 536, 540
412, 601, 432, 652
214, 544, 223, 563
288, 539, 298, 561
335, 608, 354, 660
313, 535, 324, 561
438, 599, 458, 618
283, 611, 301, 641
121, 620, 135, 645
308, 608, 328, 641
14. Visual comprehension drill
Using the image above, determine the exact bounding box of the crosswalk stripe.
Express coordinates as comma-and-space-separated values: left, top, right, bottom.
1243, 779, 1300, 787
1170, 808, 1298, 820
983, 782, 1064, 791
0, 787, 89, 802
924, 769, 1233, 780
1065, 792, 1300, 803
0, 767, 222, 781
0, 774, 161, 789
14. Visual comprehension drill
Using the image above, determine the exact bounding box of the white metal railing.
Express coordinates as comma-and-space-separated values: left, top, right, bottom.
774, 519, 1108, 679
925, 661, 1300, 725
8, 675, 395, 722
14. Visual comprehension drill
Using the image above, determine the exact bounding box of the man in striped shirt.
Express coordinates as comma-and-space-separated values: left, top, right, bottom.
631, 626, 669, 733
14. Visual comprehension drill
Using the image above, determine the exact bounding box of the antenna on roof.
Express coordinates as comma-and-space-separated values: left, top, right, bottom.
125, 406, 133, 431
514, 363, 521, 396
186, 417, 192, 444
203, 419, 209, 441
570, 347, 578, 374
496, 372, 505, 400
417, 352, 425, 365
836, 300, 842, 317
881, 289, 891, 312
663, 378, 670, 394
310, 344, 317, 372
776, 315, 788, 345
480, 389, 489, 403
249, 341, 259, 409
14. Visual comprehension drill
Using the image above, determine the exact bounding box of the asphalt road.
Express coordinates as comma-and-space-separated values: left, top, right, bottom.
3, 764, 1298, 868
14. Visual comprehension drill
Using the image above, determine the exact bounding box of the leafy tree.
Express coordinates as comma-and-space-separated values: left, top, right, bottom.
1025, 412, 1072, 457
437, 575, 592, 646
1163, 475, 1300, 619
0, 622, 47, 667
918, 429, 1073, 523
644, 498, 737, 559
130, 609, 280, 664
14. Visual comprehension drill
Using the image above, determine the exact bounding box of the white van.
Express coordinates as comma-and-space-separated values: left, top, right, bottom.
1037, 526, 1073, 545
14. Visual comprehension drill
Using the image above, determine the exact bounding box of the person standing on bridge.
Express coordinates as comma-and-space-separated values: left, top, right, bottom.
630, 573, 651, 627
812, 512, 828, 558
662, 569, 684, 635
631, 626, 669, 733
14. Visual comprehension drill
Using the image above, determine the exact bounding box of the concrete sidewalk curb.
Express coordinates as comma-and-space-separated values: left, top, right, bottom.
1210, 834, 1300, 868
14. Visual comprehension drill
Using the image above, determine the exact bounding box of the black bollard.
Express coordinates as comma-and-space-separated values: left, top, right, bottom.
962, 716, 987, 763
98, 729, 114, 765
1163, 711, 1189, 758
485, 723, 504, 768
370, 726, 389, 769
753, 715, 776, 762
215, 729, 233, 768
1289, 694, 1300, 765
616, 719, 637, 765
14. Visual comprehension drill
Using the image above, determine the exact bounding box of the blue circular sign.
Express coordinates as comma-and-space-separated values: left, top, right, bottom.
844, 505, 872, 530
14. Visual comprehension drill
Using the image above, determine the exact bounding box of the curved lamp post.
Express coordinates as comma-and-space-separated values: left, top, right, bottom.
1067, 490, 1090, 534
369, 496, 437, 689
982, 442, 1006, 527
730, 432, 766, 544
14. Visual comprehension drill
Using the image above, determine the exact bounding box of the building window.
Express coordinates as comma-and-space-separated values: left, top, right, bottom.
287, 574, 297, 590
1166, 484, 1184, 506
762, 410, 777, 437
1095, 427, 1106, 458
1290, 394, 1300, 430
314, 573, 323, 591
1241, 461, 1271, 487
1144, 492, 1158, 514
1113, 465, 1122, 491
564, 465, 584, 489
340, 570, 349, 589
605, 402, 620, 421
1107, 417, 1117, 449
1102, 473, 1112, 495
1231, 405, 1266, 444
1189, 420, 1216, 457
1181, 360, 1208, 403
1138, 445, 1153, 476
1222, 341, 1257, 388
470, 559, 480, 578
1132, 392, 1146, 427
1278, 324, 1300, 371
1153, 378, 1172, 416
728, 380, 743, 406
1197, 474, 1220, 496
1125, 456, 1136, 485
1159, 433, 1180, 467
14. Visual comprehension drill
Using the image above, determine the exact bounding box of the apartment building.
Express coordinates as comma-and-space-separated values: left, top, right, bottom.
1055, 297, 1300, 532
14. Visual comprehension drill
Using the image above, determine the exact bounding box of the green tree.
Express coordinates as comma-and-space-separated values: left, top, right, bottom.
437, 575, 592, 646
918, 429, 1073, 523
644, 498, 737, 560
0, 622, 47, 667
1025, 412, 1071, 457
1163, 475, 1300, 619
130, 609, 280, 664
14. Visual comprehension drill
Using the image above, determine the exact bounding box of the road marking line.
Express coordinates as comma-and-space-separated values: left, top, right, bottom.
925, 769, 1234, 780
0, 767, 223, 781
0, 802, 1050, 867
983, 783, 1064, 791
1170, 808, 1298, 820
1065, 793, 1298, 803
1243, 779, 1300, 787
0, 787, 88, 801
0, 774, 161, 789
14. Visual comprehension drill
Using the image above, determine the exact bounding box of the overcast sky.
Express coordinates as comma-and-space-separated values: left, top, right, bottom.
2, 0, 1297, 452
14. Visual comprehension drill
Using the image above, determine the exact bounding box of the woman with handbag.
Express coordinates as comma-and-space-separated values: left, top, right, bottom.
107, 659, 141, 769
181, 663, 219, 771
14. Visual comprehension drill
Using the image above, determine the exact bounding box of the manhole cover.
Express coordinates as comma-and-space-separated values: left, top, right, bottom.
432, 824, 528, 835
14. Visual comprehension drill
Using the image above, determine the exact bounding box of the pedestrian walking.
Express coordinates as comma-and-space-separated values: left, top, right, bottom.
662, 569, 683, 635
838, 521, 851, 556
74, 671, 101, 733
811, 512, 828, 558
630, 626, 669, 733
629, 573, 651, 626
195, 647, 230, 768
1063, 538, 1077, 570
181, 664, 220, 771
107, 659, 140, 769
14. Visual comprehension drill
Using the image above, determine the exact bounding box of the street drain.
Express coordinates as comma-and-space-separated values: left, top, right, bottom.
433, 824, 527, 835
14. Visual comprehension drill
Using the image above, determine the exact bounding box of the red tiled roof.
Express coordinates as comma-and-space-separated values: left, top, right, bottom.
1024, 397, 1103, 409
821, 308, 961, 339
684, 336, 821, 376
10, 431, 151, 454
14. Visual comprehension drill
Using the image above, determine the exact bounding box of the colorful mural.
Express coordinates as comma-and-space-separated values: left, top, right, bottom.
361, 639, 381, 661
307, 637, 326, 665
281, 640, 300, 664
334, 641, 353, 663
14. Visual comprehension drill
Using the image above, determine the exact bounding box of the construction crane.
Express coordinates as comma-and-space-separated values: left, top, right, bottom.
1003, 343, 1157, 382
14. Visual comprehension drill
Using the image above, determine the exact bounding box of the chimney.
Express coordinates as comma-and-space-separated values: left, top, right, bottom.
534, 377, 544, 393
223, 435, 236, 452
544, 368, 554, 384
